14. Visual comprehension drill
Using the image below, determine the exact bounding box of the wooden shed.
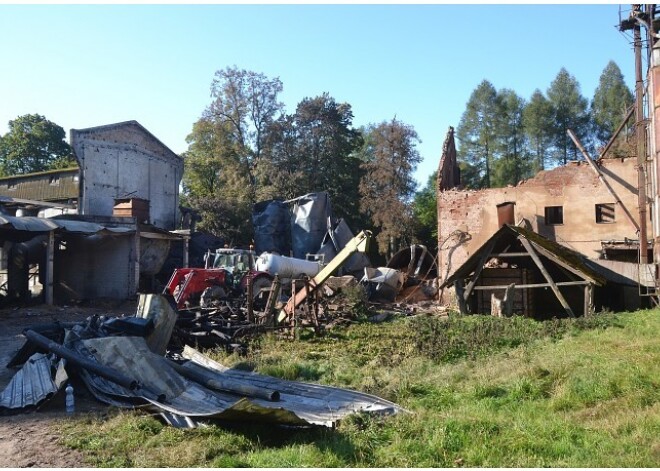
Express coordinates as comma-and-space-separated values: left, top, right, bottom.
440, 225, 607, 318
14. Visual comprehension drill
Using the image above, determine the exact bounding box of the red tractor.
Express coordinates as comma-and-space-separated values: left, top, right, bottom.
164, 248, 273, 310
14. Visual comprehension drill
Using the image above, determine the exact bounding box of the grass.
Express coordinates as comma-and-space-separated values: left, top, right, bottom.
56, 309, 660, 467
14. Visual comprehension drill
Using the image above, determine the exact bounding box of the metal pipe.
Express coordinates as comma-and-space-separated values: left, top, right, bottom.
598, 105, 634, 160
23, 329, 139, 390
635, 19, 650, 264
167, 359, 280, 401
567, 129, 641, 233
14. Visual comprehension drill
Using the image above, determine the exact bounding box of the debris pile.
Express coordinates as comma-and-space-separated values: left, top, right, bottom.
0, 294, 404, 428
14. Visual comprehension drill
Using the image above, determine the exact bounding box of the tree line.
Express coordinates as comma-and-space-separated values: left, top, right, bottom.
457, 61, 634, 189
0, 61, 633, 256
182, 66, 422, 256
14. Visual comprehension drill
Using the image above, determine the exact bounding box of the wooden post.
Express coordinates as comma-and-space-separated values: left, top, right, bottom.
454, 278, 468, 314
503, 283, 516, 317
583, 284, 594, 317
45, 231, 54, 306
519, 237, 575, 318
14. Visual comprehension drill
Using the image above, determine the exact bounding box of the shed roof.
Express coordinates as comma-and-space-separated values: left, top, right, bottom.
441, 224, 607, 288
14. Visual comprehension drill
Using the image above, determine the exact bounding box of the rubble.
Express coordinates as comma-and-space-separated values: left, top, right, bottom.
0, 295, 405, 428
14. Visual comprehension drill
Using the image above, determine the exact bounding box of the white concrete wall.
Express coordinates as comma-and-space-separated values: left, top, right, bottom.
70, 121, 184, 230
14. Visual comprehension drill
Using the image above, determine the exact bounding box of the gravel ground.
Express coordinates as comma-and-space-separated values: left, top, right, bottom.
0, 301, 137, 468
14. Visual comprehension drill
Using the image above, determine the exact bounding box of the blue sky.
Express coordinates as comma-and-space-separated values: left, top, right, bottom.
0, 4, 637, 189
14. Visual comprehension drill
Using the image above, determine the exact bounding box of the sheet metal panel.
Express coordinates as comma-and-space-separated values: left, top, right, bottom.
74, 336, 403, 428
0, 353, 67, 412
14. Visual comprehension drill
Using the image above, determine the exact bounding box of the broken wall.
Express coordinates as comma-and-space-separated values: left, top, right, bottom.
438, 158, 648, 285
71, 121, 183, 230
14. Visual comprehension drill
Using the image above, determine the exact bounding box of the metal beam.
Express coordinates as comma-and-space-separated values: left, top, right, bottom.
45, 231, 54, 305
567, 129, 641, 233
598, 105, 634, 160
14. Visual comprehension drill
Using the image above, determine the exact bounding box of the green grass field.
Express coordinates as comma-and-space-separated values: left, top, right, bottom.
57, 309, 660, 467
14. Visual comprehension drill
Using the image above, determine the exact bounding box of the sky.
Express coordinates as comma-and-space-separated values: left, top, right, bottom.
0, 4, 639, 190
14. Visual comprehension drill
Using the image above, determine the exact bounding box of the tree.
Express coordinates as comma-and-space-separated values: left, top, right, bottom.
456, 80, 500, 188
0, 114, 75, 176
546, 68, 591, 165
204, 66, 284, 202
412, 171, 438, 250
492, 89, 531, 187
523, 89, 553, 172
359, 118, 421, 255
591, 61, 634, 153
263, 93, 363, 227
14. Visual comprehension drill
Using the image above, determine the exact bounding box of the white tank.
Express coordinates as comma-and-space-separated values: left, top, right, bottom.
255, 253, 321, 279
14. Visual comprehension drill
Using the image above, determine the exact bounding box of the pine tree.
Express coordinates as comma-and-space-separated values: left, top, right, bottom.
546, 68, 591, 165
591, 61, 634, 152
523, 89, 553, 172
456, 80, 500, 188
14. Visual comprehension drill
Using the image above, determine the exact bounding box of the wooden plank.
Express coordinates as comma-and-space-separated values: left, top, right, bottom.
530, 243, 599, 285
584, 284, 594, 317
472, 280, 589, 290
502, 283, 515, 317
519, 236, 575, 318
463, 239, 496, 302
491, 252, 530, 258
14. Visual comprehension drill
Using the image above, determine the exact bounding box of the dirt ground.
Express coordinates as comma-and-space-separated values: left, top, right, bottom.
0, 301, 137, 468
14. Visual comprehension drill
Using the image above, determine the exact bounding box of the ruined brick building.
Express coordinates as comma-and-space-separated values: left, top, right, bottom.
436, 6, 660, 316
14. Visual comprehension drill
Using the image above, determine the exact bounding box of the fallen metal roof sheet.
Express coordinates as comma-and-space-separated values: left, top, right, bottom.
74, 336, 403, 428
0, 353, 67, 412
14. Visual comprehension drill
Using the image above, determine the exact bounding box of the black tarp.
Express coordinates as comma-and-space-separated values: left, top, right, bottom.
252, 199, 291, 255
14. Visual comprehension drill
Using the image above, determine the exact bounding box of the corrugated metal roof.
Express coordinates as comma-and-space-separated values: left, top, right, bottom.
0, 168, 79, 202
74, 336, 403, 428
0, 353, 67, 412
0, 215, 134, 235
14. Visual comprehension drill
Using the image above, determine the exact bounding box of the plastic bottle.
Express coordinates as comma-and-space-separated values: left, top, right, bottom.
65, 384, 75, 414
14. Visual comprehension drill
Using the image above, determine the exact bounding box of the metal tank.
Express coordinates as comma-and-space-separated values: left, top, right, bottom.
255, 253, 321, 279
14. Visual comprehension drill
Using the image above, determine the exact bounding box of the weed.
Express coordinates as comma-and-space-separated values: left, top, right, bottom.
55, 309, 660, 467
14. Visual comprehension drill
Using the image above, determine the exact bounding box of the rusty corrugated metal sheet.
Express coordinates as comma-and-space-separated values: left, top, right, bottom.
0, 168, 79, 202
0, 353, 67, 412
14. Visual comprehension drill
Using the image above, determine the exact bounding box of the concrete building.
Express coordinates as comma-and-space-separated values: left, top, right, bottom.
0, 121, 184, 303
71, 120, 183, 230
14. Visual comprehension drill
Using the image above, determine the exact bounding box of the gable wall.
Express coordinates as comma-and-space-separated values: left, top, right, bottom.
71, 122, 184, 230
438, 158, 648, 286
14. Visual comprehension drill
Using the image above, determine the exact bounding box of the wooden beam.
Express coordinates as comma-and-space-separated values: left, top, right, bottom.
472, 280, 589, 290
519, 236, 575, 318
491, 252, 530, 258
454, 279, 468, 314
463, 239, 496, 301
584, 284, 594, 317
502, 283, 515, 317
530, 243, 599, 285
